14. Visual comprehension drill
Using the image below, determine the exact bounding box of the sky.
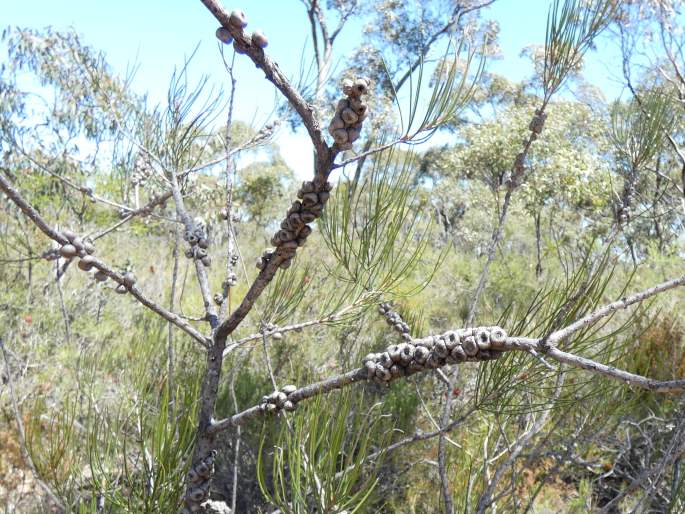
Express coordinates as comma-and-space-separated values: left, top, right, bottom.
1, 0, 630, 178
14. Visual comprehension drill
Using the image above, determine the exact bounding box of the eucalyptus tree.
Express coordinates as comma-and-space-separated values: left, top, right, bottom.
1, 1, 685, 514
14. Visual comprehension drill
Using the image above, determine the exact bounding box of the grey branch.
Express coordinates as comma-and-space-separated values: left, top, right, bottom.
208, 272, 685, 435
0, 170, 211, 347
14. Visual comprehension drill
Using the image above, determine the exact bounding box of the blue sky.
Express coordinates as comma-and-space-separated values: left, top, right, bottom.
2, 0, 628, 177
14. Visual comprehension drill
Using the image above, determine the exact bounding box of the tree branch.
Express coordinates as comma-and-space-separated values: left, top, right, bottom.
0, 170, 211, 347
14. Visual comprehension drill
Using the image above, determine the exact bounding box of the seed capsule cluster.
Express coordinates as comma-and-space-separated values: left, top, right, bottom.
59, 229, 96, 260
214, 9, 269, 54
182, 450, 217, 509
59, 230, 108, 282
363, 326, 507, 385
258, 180, 333, 270
328, 78, 370, 150
184, 226, 212, 267
617, 181, 635, 224
259, 384, 299, 414
528, 109, 547, 138
378, 302, 412, 341
508, 109, 548, 189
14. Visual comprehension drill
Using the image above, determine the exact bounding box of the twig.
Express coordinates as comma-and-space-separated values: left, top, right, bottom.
0, 170, 211, 347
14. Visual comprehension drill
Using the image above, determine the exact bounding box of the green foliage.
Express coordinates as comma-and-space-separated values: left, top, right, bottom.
610, 90, 675, 172
257, 390, 387, 514
321, 147, 444, 299
543, 0, 616, 97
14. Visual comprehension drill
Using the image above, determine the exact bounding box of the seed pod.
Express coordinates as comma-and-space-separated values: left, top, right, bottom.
414, 346, 430, 364
187, 468, 201, 484
279, 258, 292, 269
216, 27, 233, 44
514, 153, 525, 173
309, 203, 324, 215
265, 403, 277, 413
375, 366, 391, 382
425, 354, 441, 369
72, 237, 85, 250
347, 127, 361, 143
444, 331, 460, 350
300, 211, 316, 223
288, 213, 304, 230
213, 293, 224, 305
296, 183, 312, 196
277, 392, 288, 405
479, 350, 500, 361
298, 225, 312, 239
332, 128, 348, 145
123, 272, 136, 288
251, 29, 268, 48
475, 328, 491, 350
341, 108, 358, 125
282, 385, 297, 395
198, 238, 209, 249
399, 343, 414, 363
219, 208, 229, 220
389, 364, 402, 377
62, 229, 77, 242
115, 284, 127, 294
350, 97, 367, 115
435, 339, 449, 358
78, 255, 96, 271
277, 241, 298, 253
288, 201, 302, 214
421, 336, 436, 349
185, 248, 194, 259
450, 345, 467, 362
196, 460, 212, 478
342, 78, 354, 96
365, 360, 376, 378
233, 41, 247, 54
201, 255, 212, 267
283, 400, 296, 411
388, 345, 401, 363
59, 244, 78, 258
407, 360, 424, 374
318, 191, 330, 204
188, 487, 208, 502
529, 113, 546, 134
83, 241, 96, 255
195, 248, 208, 259
379, 352, 393, 369
462, 336, 479, 356
352, 78, 369, 96
94, 270, 107, 282
272, 332, 283, 340
187, 233, 199, 245
229, 9, 248, 29
489, 327, 507, 346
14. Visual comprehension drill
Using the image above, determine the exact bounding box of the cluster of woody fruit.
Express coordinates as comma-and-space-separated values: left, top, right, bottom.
215, 9, 268, 51
57, 229, 136, 293
363, 326, 507, 385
